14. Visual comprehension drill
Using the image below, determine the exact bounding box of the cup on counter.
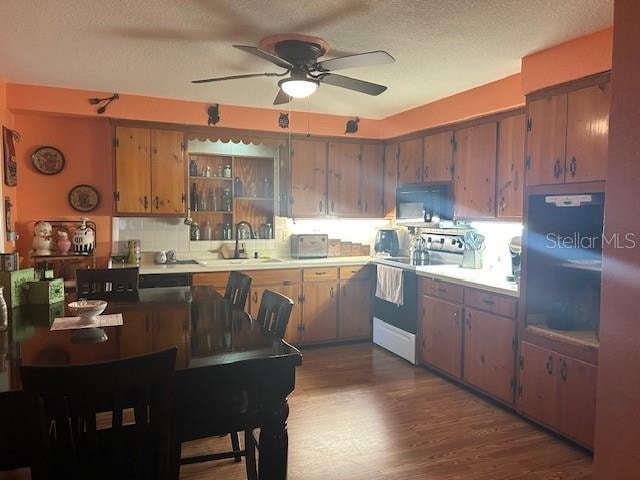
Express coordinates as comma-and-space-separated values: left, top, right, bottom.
155, 251, 167, 264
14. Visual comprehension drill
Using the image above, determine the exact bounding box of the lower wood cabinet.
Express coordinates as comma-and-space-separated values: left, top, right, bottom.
519, 341, 597, 448
420, 294, 462, 378
463, 307, 516, 404
338, 278, 372, 340
300, 280, 339, 343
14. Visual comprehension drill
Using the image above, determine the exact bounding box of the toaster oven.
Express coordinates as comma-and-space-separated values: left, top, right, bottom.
290, 234, 328, 258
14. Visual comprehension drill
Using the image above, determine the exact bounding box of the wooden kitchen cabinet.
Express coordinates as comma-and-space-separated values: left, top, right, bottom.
463, 307, 516, 404
290, 139, 328, 217
300, 280, 339, 343
519, 341, 597, 448
338, 278, 372, 340
420, 294, 462, 378
497, 114, 526, 218
360, 144, 385, 217
114, 127, 152, 214
423, 130, 453, 182
525, 95, 567, 186
154, 305, 189, 368
150, 129, 186, 214
525, 76, 610, 186
328, 142, 361, 216
383, 143, 399, 217
453, 122, 498, 219
114, 126, 186, 216
565, 82, 611, 183
397, 138, 424, 185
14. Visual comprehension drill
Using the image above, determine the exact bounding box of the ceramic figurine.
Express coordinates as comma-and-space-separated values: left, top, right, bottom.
72, 218, 95, 254
56, 231, 72, 255
32, 221, 53, 255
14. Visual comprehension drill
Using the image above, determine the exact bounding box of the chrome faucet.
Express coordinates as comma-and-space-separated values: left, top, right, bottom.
234, 221, 255, 259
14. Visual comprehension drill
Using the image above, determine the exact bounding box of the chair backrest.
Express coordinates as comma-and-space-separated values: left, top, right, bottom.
76, 267, 139, 299
256, 289, 294, 339
20, 348, 177, 480
224, 271, 252, 310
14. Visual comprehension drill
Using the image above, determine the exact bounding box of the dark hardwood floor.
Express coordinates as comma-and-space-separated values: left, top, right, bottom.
1, 343, 593, 480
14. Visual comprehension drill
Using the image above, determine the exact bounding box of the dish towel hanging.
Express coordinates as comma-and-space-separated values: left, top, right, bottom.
375, 265, 404, 305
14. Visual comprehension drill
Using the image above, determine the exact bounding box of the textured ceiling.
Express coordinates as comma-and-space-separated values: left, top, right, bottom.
0, 0, 612, 119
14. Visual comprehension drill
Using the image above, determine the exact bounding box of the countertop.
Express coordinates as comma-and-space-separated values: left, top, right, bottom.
127, 255, 518, 298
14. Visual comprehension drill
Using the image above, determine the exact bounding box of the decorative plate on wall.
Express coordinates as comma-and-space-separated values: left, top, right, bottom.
32, 146, 65, 175
68, 184, 100, 212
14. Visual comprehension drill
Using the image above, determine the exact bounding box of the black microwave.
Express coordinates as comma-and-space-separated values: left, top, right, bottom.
395, 184, 453, 224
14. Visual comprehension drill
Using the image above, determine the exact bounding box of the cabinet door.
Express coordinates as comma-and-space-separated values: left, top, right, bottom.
397, 138, 423, 185
290, 139, 327, 216
525, 95, 567, 186
249, 284, 302, 345
119, 309, 153, 358
328, 142, 361, 216
519, 342, 558, 428
423, 130, 453, 181
566, 82, 610, 183
420, 295, 462, 378
556, 355, 597, 448
301, 281, 338, 343
463, 308, 516, 404
383, 143, 398, 217
497, 114, 525, 218
360, 144, 384, 218
150, 129, 185, 214
453, 122, 497, 219
114, 127, 151, 214
154, 305, 189, 369
338, 279, 372, 339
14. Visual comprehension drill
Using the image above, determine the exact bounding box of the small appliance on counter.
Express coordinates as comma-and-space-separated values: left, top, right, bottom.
508, 236, 522, 282
374, 229, 399, 257
290, 234, 328, 259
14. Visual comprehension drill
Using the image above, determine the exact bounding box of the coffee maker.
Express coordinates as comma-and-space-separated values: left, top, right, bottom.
508, 236, 522, 282
374, 229, 400, 257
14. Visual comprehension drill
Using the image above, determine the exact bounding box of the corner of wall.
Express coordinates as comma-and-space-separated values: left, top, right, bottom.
0, 80, 18, 254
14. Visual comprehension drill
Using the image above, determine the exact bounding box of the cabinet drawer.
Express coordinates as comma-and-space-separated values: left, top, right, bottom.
464, 288, 517, 318
192, 272, 229, 288
303, 267, 339, 281
246, 269, 302, 286
339, 265, 372, 280
422, 277, 463, 304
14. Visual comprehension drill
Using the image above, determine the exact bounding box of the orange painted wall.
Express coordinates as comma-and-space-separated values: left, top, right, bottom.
0, 80, 18, 253
12, 114, 112, 265
521, 27, 613, 94
6, 84, 383, 139
382, 73, 524, 138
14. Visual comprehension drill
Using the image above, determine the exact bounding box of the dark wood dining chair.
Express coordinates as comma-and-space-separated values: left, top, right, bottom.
76, 267, 139, 299
20, 348, 177, 480
255, 289, 295, 339
224, 271, 252, 310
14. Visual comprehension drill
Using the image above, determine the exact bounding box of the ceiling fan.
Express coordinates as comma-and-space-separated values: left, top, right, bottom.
192, 34, 395, 105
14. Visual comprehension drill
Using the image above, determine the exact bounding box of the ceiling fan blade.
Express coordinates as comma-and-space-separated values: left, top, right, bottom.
318, 73, 387, 95
273, 89, 291, 105
192, 72, 283, 84
315, 50, 395, 72
233, 45, 293, 70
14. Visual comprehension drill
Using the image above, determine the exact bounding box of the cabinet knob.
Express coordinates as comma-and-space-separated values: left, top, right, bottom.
569, 156, 577, 177
545, 355, 554, 375
553, 159, 562, 179
415, 167, 421, 180
560, 358, 568, 381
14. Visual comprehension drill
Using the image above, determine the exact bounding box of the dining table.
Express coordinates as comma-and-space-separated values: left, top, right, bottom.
0, 285, 303, 480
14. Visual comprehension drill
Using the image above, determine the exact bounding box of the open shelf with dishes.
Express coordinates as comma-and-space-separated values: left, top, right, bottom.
187, 153, 274, 241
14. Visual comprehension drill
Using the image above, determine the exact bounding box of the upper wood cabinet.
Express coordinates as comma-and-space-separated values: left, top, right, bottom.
360, 144, 384, 218
290, 139, 328, 217
328, 142, 362, 216
383, 143, 399, 218
114, 126, 186, 216
423, 130, 453, 182
497, 114, 526, 218
453, 122, 498, 219
526, 78, 610, 186
397, 138, 424, 185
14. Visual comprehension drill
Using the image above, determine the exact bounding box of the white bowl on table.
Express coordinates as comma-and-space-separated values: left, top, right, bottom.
67, 300, 108, 324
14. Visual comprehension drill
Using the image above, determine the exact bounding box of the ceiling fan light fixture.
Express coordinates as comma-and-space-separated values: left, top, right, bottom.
279, 78, 318, 99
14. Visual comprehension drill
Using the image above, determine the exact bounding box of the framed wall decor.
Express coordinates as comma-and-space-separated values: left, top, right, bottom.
2, 126, 19, 186
68, 184, 100, 212
32, 146, 65, 175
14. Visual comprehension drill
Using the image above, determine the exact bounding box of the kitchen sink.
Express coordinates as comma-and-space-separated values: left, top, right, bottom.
196, 258, 284, 266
